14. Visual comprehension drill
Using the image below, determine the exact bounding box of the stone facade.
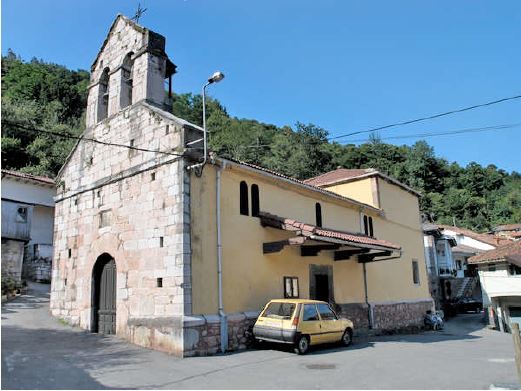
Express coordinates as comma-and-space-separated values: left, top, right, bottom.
50, 15, 198, 355
336, 300, 433, 336
23, 244, 53, 282
1, 239, 25, 281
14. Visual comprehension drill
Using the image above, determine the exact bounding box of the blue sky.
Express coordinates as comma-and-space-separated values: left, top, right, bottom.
2, 0, 521, 172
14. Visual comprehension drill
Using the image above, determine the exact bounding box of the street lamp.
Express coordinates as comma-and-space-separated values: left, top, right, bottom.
196, 71, 225, 176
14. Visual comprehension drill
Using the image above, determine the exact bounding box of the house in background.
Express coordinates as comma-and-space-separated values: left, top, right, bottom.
421, 223, 513, 313
490, 223, 521, 241
422, 223, 457, 310
468, 241, 521, 332
1, 170, 56, 282
50, 15, 433, 357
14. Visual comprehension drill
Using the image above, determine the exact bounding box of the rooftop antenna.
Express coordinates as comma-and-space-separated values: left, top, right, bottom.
131, 3, 147, 24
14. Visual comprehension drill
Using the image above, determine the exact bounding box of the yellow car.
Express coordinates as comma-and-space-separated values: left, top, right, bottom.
252, 299, 354, 354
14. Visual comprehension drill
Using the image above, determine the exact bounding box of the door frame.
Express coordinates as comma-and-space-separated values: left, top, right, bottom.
91, 253, 116, 333
309, 264, 334, 303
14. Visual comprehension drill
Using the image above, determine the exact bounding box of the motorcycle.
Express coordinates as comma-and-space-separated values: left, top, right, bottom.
424, 310, 444, 331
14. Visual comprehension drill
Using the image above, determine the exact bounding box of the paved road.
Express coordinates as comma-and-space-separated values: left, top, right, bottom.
2, 283, 520, 389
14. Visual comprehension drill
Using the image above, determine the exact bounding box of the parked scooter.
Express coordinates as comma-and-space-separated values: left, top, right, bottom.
424, 310, 444, 331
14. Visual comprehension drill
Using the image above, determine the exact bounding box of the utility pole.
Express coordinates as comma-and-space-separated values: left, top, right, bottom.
512, 322, 521, 383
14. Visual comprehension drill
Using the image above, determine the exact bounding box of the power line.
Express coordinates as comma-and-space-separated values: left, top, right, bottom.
236, 122, 521, 150
347, 123, 521, 143
3, 120, 184, 158
329, 94, 521, 141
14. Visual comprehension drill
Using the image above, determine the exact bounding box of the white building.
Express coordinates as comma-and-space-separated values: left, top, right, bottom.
468, 241, 521, 332
1, 170, 56, 281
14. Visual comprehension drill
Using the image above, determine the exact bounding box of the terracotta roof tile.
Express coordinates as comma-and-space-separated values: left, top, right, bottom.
303, 169, 372, 187
438, 224, 512, 247
259, 211, 401, 251
468, 241, 521, 265
493, 223, 521, 232
1, 169, 55, 185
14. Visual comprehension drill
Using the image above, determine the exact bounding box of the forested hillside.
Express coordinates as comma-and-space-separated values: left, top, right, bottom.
2, 53, 520, 230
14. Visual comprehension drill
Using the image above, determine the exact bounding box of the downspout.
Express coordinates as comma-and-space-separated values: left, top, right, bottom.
362, 262, 373, 329
216, 162, 227, 353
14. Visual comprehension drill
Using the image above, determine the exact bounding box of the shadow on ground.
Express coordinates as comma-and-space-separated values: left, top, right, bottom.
1, 325, 142, 390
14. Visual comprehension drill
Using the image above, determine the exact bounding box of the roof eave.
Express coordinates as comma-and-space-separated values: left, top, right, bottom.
217, 158, 384, 215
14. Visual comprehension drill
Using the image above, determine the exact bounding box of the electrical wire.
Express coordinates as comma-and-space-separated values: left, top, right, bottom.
233, 122, 521, 150
328, 94, 521, 141
3, 120, 184, 158
347, 123, 521, 143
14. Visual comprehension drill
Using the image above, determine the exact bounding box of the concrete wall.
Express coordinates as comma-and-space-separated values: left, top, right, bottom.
323, 178, 378, 208
1, 177, 55, 207
478, 262, 521, 306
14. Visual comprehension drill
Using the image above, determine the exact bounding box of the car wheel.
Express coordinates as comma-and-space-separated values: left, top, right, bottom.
341, 328, 353, 346
294, 335, 310, 355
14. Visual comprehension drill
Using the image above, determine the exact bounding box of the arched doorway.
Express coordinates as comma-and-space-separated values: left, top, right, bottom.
92, 253, 117, 334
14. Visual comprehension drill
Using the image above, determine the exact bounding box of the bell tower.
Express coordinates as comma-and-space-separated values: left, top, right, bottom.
85, 15, 176, 128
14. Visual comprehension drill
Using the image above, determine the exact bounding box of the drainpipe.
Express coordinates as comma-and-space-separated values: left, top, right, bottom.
216, 162, 227, 353
363, 262, 374, 329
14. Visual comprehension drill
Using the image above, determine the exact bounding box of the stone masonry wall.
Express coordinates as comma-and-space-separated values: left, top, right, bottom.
183, 312, 259, 357
1, 239, 25, 281
50, 102, 193, 354
373, 300, 433, 333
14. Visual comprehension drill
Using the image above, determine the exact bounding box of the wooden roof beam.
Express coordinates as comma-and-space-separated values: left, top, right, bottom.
334, 248, 370, 261
263, 236, 307, 254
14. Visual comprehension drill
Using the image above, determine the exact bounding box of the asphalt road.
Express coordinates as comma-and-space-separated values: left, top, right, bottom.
2, 283, 520, 389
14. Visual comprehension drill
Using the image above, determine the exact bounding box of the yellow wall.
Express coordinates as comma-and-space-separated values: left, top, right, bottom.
190, 163, 431, 315
324, 178, 378, 208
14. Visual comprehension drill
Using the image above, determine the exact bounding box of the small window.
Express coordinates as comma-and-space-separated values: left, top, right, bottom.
317, 303, 338, 321
240, 181, 249, 216
251, 184, 260, 217
165, 125, 170, 135
302, 304, 319, 321
508, 264, 521, 276
129, 139, 136, 157
284, 277, 299, 298
315, 203, 322, 228
363, 215, 373, 236
456, 260, 462, 270
151, 172, 156, 181
157, 278, 163, 288
412, 260, 420, 284
68, 249, 72, 258
159, 237, 164, 248
16, 207, 28, 223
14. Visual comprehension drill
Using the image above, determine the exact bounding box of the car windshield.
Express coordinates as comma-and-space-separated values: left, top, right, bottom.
262, 302, 296, 320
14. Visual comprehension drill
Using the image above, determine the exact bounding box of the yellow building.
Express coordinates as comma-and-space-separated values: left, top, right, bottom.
50, 15, 432, 357
189, 162, 432, 354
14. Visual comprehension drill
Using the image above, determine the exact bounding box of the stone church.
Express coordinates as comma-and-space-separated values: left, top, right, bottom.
51, 15, 433, 357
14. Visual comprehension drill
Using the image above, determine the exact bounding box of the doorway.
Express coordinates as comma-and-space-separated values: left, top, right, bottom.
309, 265, 333, 303
315, 274, 330, 302
92, 253, 117, 334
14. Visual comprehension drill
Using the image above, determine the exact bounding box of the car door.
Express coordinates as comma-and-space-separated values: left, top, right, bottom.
317, 303, 344, 343
299, 303, 323, 345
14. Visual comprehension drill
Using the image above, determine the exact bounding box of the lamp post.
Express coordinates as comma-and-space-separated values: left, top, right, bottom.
199, 71, 225, 174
